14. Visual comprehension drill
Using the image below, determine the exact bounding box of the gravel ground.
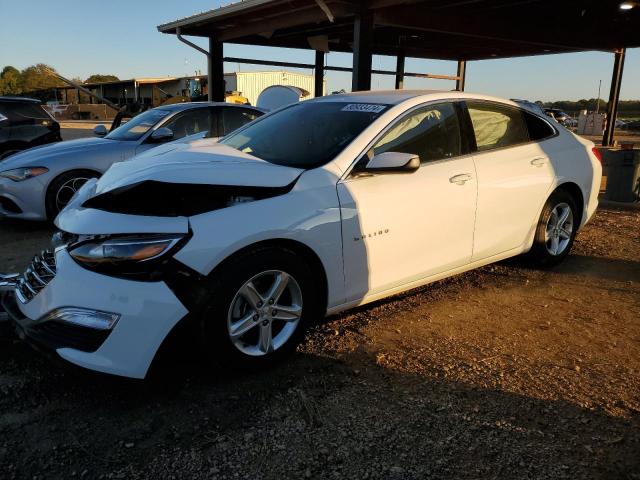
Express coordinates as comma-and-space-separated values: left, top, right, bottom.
0, 207, 639, 480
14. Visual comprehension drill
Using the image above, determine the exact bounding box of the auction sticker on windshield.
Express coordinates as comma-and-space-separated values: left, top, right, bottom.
341, 104, 386, 113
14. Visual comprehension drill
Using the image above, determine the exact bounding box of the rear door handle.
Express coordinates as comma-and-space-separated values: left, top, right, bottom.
530, 157, 546, 167
449, 173, 472, 185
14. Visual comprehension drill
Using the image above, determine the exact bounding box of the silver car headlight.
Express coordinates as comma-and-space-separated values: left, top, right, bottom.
0, 167, 49, 182
68, 234, 185, 273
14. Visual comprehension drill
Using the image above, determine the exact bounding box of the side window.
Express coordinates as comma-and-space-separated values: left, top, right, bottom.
162, 108, 211, 140
0, 102, 49, 124
467, 102, 528, 151
221, 108, 261, 136
524, 111, 556, 141
372, 102, 462, 163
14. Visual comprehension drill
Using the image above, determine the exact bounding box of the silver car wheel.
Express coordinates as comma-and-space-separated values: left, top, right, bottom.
55, 176, 90, 212
545, 202, 573, 256
227, 270, 303, 357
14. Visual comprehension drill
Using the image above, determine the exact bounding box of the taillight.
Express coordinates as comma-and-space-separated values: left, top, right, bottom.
592, 147, 603, 163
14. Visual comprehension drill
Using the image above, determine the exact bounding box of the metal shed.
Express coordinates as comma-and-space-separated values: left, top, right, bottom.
225, 71, 322, 105
158, 0, 640, 145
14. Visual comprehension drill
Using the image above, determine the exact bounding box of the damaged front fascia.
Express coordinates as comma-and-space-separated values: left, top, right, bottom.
82, 179, 298, 217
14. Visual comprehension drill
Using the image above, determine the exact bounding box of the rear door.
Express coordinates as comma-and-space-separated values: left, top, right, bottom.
467, 101, 557, 261
219, 107, 262, 138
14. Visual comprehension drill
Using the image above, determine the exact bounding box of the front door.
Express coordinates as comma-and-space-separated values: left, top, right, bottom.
338, 101, 477, 304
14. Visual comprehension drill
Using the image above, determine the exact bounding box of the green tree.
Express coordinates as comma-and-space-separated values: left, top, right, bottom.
85, 74, 119, 84
19, 64, 63, 92
0, 66, 22, 95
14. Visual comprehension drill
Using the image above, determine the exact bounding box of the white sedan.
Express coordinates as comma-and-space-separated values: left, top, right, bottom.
1, 90, 602, 378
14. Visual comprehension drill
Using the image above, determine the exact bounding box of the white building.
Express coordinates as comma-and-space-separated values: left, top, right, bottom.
224, 71, 324, 106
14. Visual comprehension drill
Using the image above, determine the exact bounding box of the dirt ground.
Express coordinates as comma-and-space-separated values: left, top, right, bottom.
59, 122, 103, 141
0, 206, 638, 480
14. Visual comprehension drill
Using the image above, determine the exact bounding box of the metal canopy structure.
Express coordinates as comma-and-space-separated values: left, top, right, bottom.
158, 0, 640, 145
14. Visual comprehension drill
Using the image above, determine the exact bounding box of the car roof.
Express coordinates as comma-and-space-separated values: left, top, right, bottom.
313, 89, 449, 105
0, 96, 41, 104
154, 101, 265, 113
310, 89, 532, 110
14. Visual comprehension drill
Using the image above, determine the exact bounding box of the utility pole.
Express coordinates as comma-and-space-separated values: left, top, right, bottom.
595, 79, 601, 114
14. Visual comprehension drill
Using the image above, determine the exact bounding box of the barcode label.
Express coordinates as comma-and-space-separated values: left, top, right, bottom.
341, 103, 386, 113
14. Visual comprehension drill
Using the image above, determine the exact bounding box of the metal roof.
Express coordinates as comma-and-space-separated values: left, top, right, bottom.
158, 0, 640, 61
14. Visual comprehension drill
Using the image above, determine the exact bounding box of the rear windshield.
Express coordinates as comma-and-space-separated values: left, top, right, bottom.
220, 101, 389, 168
105, 109, 169, 141
0, 101, 52, 121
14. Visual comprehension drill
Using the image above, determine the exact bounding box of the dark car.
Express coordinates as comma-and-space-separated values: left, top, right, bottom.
0, 97, 62, 160
620, 119, 640, 131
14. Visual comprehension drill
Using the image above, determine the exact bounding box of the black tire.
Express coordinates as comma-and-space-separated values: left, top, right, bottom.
45, 170, 99, 220
528, 189, 578, 267
200, 246, 321, 370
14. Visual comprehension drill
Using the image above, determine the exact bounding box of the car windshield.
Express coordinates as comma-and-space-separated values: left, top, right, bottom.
105, 109, 170, 141
220, 101, 389, 168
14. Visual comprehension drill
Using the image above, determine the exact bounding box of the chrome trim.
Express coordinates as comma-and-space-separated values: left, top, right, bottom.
20, 278, 37, 296
16, 249, 57, 304
0, 273, 19, 293
26, 267, 46, 286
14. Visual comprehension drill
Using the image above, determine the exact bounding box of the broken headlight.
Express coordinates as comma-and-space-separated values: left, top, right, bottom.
68, 234, 186, 277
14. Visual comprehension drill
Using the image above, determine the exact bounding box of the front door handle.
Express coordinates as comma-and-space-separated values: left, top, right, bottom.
530, 157, 546, 167
449, 173, 472, 185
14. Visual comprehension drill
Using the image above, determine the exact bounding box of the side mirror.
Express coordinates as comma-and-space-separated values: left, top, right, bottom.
365, 152, 420, 173
150, 127, 174, 142
93, 124, 108, 137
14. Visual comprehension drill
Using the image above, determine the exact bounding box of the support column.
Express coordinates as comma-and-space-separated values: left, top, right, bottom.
456, 60, 466, 92
208, 38, 225, 102
314, 50, 324, 97
395, 54, 405, 90
602, 48, 626, 147
352, 11, 373, 91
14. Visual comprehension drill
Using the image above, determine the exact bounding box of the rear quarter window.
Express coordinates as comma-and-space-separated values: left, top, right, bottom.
524, 111, 556, 141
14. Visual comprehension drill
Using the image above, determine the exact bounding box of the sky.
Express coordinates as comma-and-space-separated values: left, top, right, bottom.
1, 0, 638, 102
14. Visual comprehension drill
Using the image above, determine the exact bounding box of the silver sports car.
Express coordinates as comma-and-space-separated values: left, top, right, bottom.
0, 102, 263, 220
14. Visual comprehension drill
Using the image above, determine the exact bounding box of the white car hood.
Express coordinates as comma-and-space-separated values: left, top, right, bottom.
55, 143, 303, 235
95, 142, 303, 195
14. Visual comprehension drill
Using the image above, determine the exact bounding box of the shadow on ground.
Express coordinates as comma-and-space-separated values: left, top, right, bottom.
1, 316, 638, 480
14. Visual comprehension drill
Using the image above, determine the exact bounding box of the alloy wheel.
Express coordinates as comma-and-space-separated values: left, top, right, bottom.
55, 176, 90, 212
227, 270, 303, 356
545, 202, 573, 256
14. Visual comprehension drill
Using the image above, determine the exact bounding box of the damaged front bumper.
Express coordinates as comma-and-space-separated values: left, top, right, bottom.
1, 248, 189, 379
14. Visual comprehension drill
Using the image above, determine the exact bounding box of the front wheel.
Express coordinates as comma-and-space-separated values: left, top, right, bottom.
45, 170, 98, 220
528, 190, 578, 267
200, 247, 321, 370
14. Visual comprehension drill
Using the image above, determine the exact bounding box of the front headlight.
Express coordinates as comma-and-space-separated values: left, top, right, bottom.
0, 167, 49, 182
68, 234, 186, 276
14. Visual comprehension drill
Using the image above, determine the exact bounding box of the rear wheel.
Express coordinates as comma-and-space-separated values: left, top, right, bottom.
45, 170, 99, 220
528, 189, 578, 266
200, 247, 320, 370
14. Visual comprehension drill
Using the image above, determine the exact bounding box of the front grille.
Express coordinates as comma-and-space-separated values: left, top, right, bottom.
16, 249, 57, 303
